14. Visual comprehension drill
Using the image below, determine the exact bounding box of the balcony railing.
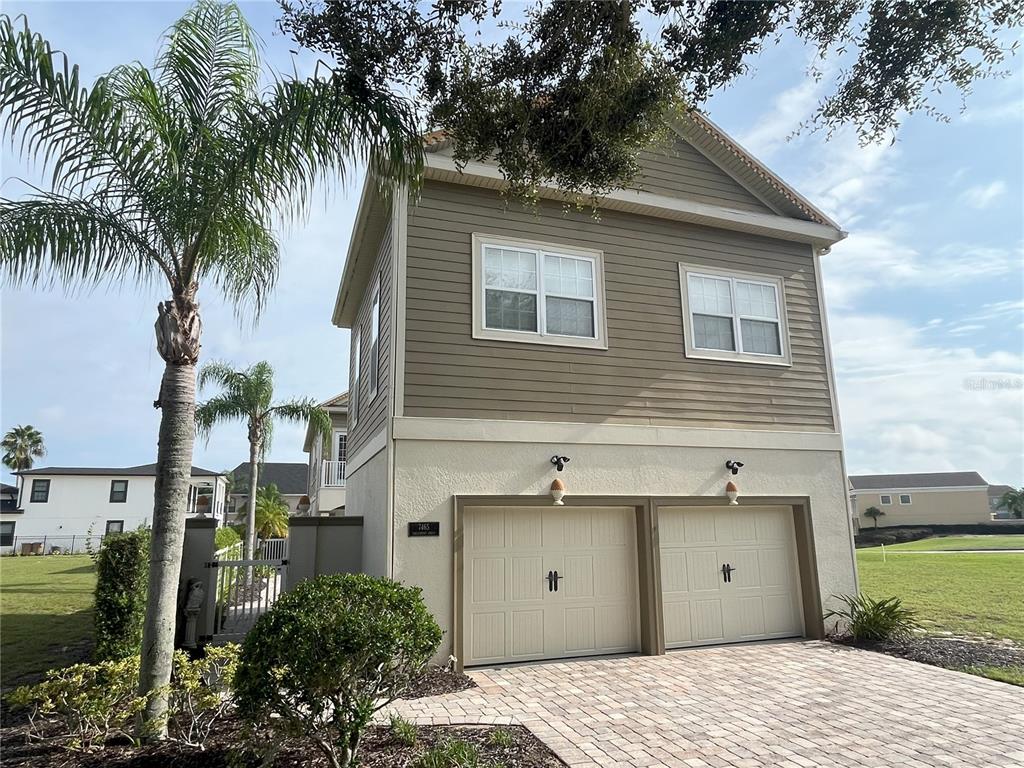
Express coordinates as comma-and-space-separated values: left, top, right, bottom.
321, 460, 346, 487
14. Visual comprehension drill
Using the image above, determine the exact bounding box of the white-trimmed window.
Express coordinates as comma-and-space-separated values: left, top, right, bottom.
678, 264, 790, 365
880, 495, 892, 505
367, 277, 380, 400
351, 326, 360, 427
472, 234, 607, 349
899, 494, 912, 505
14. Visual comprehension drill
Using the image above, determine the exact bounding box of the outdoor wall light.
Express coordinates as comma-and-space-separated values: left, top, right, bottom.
725, 460, 744, 475
551, 455, 571, 472
551, 478, 566, 505
726, 480, 740, 505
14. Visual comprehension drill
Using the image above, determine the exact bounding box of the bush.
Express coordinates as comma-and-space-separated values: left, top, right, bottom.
169, 644, 240, 747
389, 713, 418, 747
234, 574, 443, 768
414, 738, 484, 768
825, 593, 920, 643
93, 529, 149, 661
214, 525, 241, 552
7, 657, 147, 750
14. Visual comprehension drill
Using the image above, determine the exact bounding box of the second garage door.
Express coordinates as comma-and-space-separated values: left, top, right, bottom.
463, 506, 639, 666
659, 505, 804, 649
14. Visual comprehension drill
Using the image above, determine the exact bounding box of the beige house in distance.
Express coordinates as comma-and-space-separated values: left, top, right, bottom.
331, 113, 858, 668
303, 392, 348, 515
850, 471, 991, 528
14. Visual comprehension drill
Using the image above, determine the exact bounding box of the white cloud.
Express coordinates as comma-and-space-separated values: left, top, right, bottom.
959, 180, 1007, 209
833, 313, 1024, 484
735, 77, 824, 160
960, 98, 1024, 125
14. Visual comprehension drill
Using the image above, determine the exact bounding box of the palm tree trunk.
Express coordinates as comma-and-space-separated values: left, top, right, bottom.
139, 293, 201, 739
245, 441, 259, 561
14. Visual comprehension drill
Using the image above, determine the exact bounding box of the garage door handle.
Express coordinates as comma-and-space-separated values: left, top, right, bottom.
552, 570, 563, 591
721, 563, 736, 583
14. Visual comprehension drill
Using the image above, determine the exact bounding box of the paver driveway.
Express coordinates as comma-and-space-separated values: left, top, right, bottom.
387, 641, 1024, 767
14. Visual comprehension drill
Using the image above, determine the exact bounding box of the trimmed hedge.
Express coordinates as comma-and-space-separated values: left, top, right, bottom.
214, 525, 241, 552
93, 529, 149, 661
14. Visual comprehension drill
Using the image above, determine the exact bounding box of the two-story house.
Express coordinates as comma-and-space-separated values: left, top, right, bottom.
5, 464, 227, 554
302, 392, 349, 515
331, 113, 858, 668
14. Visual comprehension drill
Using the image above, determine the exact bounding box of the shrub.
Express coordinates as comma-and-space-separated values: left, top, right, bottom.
234, 573, 443, 768
825, 593, 920, 643
214, 525, 241, 552
93, 529, 149, 661
7, 657, 147, 750
389, 713, 418, 747
169, 644, 240, 747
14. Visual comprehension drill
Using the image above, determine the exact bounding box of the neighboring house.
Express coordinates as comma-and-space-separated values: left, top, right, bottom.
4, 464, 226, 554
229, 462, 310, 518
1, 482, 22, 550
849, 471, 991, 528
988, 484, 1015, 517
328, 112, 858, 668
302, 392, 348, 515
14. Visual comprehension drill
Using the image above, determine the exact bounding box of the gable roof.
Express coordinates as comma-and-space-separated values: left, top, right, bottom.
17, 464, 222, 477
321, 391, 349, 409
849, 472, 988, 491
988, 484, 1015, 498
230, 462, 308, 496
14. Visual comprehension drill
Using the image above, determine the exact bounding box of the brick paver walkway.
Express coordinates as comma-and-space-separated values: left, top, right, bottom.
386, 641, 1024, 767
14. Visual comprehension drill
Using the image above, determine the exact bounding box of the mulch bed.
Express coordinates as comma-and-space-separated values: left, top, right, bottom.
837, 634, 1024, 674
0, 717, 563, 768
400, 666, 477, 699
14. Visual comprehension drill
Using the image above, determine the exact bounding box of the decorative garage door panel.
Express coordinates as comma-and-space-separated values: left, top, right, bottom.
659, 506, 803, 649
464, 506, 639, 666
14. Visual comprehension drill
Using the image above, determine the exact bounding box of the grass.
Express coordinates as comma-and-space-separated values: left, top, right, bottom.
963, 666, 1024, 687
856, 549, 1023, 643
0, 554, 96, 687
869, 534, 1024, 551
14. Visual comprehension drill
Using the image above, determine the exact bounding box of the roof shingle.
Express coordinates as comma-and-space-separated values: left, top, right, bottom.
849, 471, 987, 491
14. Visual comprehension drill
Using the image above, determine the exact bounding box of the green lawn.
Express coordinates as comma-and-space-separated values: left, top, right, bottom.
0, 555, 96, 687
856, 549, 1024, 644
869, 534, 1024, 551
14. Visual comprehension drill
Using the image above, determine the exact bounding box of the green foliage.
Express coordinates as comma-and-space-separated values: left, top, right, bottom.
254, 484, 289, 539
863, 506, 885, 529
215, 525, 242, 552
414, 738, 487, 768
825, 593, 920, 644
389, 713, 418, 747
93, 529, 149, 661
963, 665, 1024, 687
7, 657, 148, 750
234, 573, 443, 768
995, 488, 1024, 519
169, 644, 240, 747
2, 423, 45, 471
486, 728, 515, 749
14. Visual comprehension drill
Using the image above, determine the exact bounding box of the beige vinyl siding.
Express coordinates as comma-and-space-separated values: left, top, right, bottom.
633, 138, 774, 214
402, 181, 835, 431
349, 221, 393, 456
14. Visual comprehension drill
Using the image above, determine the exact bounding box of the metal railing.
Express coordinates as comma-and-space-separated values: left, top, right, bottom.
208, 555, 287, 642
2, 534, 104, 555
258, 538, 287, 560
321, 459, 346, 487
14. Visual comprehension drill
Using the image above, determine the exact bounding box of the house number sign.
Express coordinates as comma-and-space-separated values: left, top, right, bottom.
408, 521, 440, 537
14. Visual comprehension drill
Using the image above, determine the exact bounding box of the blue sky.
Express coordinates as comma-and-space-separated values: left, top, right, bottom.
1, 2, 1022, 486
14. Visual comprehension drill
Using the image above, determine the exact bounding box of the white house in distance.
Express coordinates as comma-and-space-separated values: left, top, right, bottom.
3, 464, 227, 554
302, 392, 348, 515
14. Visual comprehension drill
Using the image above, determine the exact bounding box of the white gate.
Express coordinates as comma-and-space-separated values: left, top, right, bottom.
206, 555, 287, 642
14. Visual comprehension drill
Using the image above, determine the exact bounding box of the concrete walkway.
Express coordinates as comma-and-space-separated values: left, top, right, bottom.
387, 641, 1024, 768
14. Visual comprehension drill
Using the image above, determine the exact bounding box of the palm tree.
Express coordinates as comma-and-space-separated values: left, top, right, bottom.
2, 424, 45, 471
995, 488, 1024, 519
0, 2, 419, 735
863, 506, 885, 530
254, 483, 290, 539
195, 361, 330, 561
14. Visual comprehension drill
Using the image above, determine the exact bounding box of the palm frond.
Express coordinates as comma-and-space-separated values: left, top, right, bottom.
194, 392, 248, 441
0, 195, 172, 289
197, 359, 245, 392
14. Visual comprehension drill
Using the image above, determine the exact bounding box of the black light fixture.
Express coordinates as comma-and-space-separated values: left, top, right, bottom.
726, 459, 744, 475
551, 455, 571, 472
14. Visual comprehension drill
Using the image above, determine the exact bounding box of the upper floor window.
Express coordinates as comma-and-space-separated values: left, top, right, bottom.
471, 234, 608, 350
880, 495, 892, 505
679, 265, 791, 365
30, 479, 50, 503
367, 277, 380, 400
109, 479, 129, 503
335, 430, 348, 463
351, 326, 361, 427
899, 494, 912, 505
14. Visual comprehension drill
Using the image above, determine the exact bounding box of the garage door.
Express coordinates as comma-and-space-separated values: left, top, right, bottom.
659, 506, 803, 649
463, 506, 639, 666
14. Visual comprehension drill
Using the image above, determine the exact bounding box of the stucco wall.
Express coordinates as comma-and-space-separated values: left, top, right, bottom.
854, 488, 991, 527
391, 437, 857, 661
16, 475, 159, 540
345, 447, 389, 577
